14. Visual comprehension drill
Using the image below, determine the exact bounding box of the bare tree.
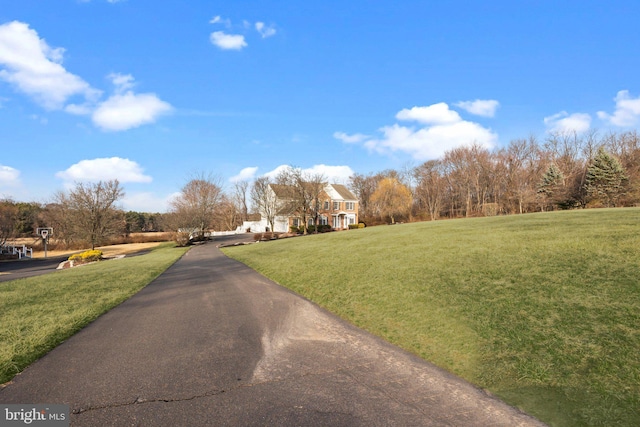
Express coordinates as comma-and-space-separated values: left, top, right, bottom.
413, 160, 446, 220
49, 180, 126, 250
348, 173, 379, 223
276, 166, 326, 235
233, 180, 250, 222
0, 200, 18, 247
250, 177, 280, 232
169, 173, 223, 239
214, 194, 243, 231
43, 196, 76, 248
499, 137, 544, 214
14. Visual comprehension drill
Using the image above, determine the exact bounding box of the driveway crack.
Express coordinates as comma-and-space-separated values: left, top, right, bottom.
72, 389, 226, 415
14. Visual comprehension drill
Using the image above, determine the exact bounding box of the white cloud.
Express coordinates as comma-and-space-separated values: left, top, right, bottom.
209, 15, 231, 26
92, 90, 173, 131
341, 103, 497, 161
365, 121, 497, 160
333, 131, 369, 144
55, 157, 152, 183
304, 165, 354, 183
210, 31, 247, 50
0, 21, 100, 110
396, 103, 461, 125
108, 72, 135, 93
0, 22, 170, 132
263, 164, 354, 184
0, 165, 20, 186
544, 111, 591, 134
597, 90, 640, 127
230, 167, 259, 183
121, 192, 173, 213
455, 99, 500, 117
255, 22, 276, 38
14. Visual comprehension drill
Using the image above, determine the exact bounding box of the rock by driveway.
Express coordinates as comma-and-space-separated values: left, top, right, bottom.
0, 239, 546, 426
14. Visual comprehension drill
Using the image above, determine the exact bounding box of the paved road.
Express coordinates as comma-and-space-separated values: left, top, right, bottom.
0, 255, 68, 282
0, 239, 546, 426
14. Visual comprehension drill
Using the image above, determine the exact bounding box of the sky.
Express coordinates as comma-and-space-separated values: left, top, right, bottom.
2, 1, 640, 212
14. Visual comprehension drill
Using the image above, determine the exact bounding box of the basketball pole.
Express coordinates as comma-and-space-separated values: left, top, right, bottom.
40, 229, 49, 258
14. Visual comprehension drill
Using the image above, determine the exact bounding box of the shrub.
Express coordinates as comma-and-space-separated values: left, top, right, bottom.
289, 226, 300, 234
253, 232, 276, 241
68, 250, 103, 263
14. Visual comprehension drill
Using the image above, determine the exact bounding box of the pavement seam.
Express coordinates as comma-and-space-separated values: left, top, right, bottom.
71, 389, 226, 415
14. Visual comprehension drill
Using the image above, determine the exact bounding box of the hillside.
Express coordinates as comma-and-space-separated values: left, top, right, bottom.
222, 208, 640, 427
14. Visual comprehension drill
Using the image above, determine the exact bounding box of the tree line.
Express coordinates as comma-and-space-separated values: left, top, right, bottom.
0, 172, 253, 249
1, 130, 639, 249
352, 130, 639, 224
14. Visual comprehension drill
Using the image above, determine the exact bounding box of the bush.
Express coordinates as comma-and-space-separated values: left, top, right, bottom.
173, 232, 191, 247
289, 226, 300, 234
68, 250, 103, 263
253, 232, 276, 241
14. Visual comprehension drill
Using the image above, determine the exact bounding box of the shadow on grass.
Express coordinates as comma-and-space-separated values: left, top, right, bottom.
498, 385, 640, 427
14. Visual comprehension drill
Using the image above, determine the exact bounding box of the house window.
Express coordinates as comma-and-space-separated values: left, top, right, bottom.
320, 215, 328, 225
345, 202, 355, 211
324, 201, 329, 210
333, 201, 340, 210
293, 218, 300, 227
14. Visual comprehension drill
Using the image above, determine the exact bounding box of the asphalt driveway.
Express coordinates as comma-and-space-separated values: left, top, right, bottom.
0, 239, 546, 426
0, 255, 68, 282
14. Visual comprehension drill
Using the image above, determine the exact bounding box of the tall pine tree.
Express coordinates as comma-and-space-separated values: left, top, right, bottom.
538, 164, 564, 210
585, 147, 628, 207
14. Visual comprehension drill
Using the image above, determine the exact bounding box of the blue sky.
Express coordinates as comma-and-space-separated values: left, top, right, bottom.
2, 1, 640, 212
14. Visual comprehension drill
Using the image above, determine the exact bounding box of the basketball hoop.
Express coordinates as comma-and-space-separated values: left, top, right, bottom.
36, 227, 54, 258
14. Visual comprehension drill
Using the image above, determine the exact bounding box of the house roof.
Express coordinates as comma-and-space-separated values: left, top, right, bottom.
327, 184, 357, 201
269, 183, 292, 198
269, 182, 357, 202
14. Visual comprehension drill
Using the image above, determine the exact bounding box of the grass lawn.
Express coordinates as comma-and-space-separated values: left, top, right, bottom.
222, 208, 640, 427
0, 243, 189, 385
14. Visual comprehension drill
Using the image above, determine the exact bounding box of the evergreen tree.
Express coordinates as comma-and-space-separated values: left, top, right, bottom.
538, 164, 564, 210
584, 147, 628, 207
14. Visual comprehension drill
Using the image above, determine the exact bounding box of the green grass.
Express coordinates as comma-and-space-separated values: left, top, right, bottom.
222, 208, 640, 426
0, 243, 189, 385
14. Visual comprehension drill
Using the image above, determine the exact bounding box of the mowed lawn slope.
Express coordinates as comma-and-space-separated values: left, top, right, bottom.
223, 209, 640, 427
0, 243, 189, 385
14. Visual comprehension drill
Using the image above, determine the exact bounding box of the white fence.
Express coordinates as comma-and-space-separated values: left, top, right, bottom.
0, 245, 33, 259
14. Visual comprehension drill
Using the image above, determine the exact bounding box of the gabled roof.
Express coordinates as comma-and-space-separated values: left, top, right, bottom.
269, 182, 357, 201
326, 184, 357, 201
269, 183, 292, 198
